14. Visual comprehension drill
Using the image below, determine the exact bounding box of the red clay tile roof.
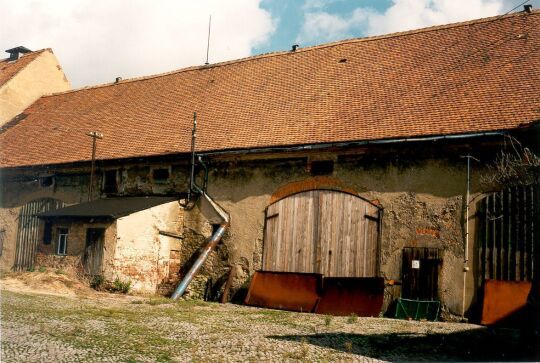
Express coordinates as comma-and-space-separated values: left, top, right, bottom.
0, 49, 48, 88
1, 12, 540, 168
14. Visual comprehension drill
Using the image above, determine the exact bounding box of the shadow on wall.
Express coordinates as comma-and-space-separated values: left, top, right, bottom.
268, 326, 538, 362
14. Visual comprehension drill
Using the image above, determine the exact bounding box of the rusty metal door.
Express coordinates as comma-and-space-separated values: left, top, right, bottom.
262, 190, 380, 277
13, 198, 64, 271
84, 228, 105, 275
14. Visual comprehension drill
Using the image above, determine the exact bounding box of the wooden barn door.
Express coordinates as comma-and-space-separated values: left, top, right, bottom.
84, 228, 105, 275
262, 190, 380, 277
13, 198, 64, 271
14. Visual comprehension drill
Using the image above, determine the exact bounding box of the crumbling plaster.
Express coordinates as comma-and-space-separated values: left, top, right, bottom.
113, 200, 183, 293
185, 156, 486, 315
0, 152, 488, 316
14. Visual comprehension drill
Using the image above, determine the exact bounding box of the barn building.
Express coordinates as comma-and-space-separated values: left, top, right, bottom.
0, 10, 539, 320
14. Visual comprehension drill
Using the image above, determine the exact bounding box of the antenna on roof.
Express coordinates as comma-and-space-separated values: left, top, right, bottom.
205, 15, 212, 65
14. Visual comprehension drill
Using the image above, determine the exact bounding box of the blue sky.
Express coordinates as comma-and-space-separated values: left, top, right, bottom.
2, 0, 538, 87
254, 0, 392, 54
254, 0, 539, 54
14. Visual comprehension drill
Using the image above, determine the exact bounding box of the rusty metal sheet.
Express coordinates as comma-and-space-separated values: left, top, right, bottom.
244, 271, 321, 312
315, 277, 384, 316
481, 279, 531, 326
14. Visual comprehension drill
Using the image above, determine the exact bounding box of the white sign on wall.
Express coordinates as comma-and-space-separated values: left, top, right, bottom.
412, 260, 420, 269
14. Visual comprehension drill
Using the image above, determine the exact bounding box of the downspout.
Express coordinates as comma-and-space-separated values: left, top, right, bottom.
461, 154, 478, 318
171, 112, 230, 299
171, 185, 230, 299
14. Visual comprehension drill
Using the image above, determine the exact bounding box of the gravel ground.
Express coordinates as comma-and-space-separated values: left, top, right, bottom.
0, 288, 526, 362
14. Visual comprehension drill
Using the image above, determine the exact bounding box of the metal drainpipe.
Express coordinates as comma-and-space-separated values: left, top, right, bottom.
461, 154, 477, 318
171, 184, 230, 300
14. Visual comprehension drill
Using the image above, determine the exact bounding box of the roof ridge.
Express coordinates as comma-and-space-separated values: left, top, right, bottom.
42, 9, 538, 98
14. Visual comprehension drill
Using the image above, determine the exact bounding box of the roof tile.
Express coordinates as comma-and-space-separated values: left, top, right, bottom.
1, 12, 540, 168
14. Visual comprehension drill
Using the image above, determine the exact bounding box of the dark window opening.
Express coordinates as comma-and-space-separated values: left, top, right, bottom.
43, 222, 52, 245
310, 160, 334, 176
40, 176, 54, 187
103, 170, 118, 194
152, 168, 170, 182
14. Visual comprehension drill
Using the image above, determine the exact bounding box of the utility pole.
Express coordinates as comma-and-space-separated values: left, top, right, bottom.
86, 131, 103, 201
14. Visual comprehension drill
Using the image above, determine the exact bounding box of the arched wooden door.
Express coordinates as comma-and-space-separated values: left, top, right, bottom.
262, 190, 380, 277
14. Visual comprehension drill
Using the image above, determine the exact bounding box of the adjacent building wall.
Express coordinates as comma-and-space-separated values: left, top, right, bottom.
0, 49, 71, 126
0, 172, 89, 272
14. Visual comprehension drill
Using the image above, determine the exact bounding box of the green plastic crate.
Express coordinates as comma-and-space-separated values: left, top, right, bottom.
395, 298, 440, 321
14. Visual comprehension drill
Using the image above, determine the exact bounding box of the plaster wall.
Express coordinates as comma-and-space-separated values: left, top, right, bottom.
0, 151, 490, 317
0, 50, 71, 126
113, 201, 183, 293
182, 156, 486, 316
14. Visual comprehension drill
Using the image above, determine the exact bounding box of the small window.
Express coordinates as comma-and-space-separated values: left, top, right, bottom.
310, 160, 334, 176
103, 170, 118, 194
40, 176, 54, 187
56, 228, 68, 255
152, 168, 170, 182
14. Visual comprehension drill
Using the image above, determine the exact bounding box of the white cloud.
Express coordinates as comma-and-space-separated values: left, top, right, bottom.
298, 0, 508, 45
0, 0, 276, 87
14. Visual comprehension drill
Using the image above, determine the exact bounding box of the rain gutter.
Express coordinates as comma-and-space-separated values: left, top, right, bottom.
198, 131, 506, 157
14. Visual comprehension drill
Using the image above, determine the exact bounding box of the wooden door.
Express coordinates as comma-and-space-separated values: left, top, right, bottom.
84, 228, 105, 275
262, 190, 380, 277
401, 247, 441, 300
13, 198, 64, 271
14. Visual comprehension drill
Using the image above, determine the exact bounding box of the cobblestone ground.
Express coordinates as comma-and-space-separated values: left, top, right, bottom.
0, 289, 524, 362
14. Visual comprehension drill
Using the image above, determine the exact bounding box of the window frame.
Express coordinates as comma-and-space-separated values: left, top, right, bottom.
56, 227, 69, 255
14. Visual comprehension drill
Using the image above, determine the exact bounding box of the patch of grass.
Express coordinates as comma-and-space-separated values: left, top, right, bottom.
90, 275, 105, 290
284, 337, 309, 360
324, 315, 332, 327
146, 297, 173, 306
27, 266, 35, 272
347, 313, 358, 324
344, 341, 353, 353
38, 266, 47, 273
111, 278, 131, 294
130, 300, 144, 305
55, 269, 66, 275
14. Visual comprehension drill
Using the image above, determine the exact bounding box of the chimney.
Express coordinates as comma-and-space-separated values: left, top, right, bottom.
291, 44, 299, 52
524, 4, 532, 13
5, 46, 32, 61
115, 77, 122, 83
